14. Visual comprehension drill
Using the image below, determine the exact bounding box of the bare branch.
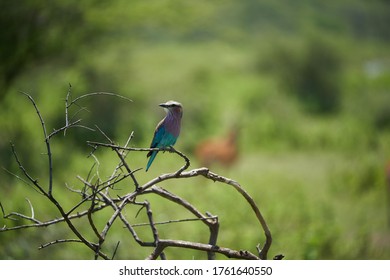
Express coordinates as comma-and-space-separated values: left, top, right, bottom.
88, 187, 104, 244
2, 198, 42, 225
65, 83, 72, 129
200, 170, 272, 260
131, 216, 217, 228
112, 241, 120, 260
7, 141, 109, 259
91, 128, 140, 189
146, 239, 260, 260
99, 191, 154, 247
145, 186, 211, 225
2, 90, 274, 260
10, 142, 46, 196
87, 139, 272, 259
19, 91, 54, 195
134, 200, 159, 244
39, 239, 83, 250
0, 202, 6, 218
2, 166, 42, 195
25, 198, 35, 220
47, 119, 95, 140
137, 167, 271, 259
206, 211, 219, 260
0, 204, 108, 232
68, 92, 133, 107
144, 186, 220, 260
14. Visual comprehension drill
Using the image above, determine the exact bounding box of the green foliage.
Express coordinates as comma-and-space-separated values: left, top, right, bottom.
1, 0, 390, 260
259, 35, 344, 114
0, 0, 105, 96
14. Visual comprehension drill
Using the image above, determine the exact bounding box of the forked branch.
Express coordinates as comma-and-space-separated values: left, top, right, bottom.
1, 89, 274, 260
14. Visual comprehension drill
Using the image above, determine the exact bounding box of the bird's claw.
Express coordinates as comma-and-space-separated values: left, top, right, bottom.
162, 146, 175, 153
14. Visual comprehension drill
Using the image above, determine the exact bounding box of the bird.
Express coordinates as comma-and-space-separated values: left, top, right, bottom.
146, 100, 183, 172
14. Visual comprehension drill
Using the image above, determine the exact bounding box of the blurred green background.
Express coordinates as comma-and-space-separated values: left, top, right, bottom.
1, 0, 390, 260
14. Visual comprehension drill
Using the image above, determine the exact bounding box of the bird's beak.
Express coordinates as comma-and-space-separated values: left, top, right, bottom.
159, 102, 168, 108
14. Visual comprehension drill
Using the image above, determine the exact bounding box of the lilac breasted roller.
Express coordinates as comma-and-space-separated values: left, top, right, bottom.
146, 100, 183, 171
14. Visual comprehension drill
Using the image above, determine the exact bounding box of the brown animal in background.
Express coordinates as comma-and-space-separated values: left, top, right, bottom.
195, 127, 239, 168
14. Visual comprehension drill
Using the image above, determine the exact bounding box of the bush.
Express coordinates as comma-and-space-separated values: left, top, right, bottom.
259, 35, 344, 114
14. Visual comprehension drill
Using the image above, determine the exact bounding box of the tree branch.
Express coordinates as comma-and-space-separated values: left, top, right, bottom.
146, 239, 260, 260
87, 140, 272, 259
2, 90, 274, 260
20, 91, 54, 195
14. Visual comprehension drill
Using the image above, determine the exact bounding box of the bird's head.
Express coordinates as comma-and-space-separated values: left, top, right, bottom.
159, 100, 183, 118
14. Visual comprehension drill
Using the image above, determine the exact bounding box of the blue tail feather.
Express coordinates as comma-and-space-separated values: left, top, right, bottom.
146, 150, 158, 172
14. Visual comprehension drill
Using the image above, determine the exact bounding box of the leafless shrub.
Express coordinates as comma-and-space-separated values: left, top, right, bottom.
1, 86, 274, 260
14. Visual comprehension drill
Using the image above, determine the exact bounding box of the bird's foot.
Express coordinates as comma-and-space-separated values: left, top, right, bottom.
162, 146, 175, 153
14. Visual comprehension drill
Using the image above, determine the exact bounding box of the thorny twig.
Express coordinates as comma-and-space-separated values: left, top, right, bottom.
1, 89, 274, 260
